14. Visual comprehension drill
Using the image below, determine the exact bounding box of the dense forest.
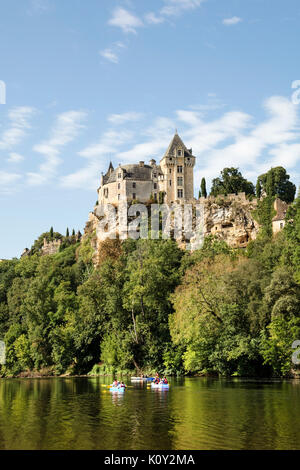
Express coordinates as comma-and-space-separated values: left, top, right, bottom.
0, 167, 299, 378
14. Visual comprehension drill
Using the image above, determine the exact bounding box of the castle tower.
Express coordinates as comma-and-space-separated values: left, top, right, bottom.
160, 132, 196, 203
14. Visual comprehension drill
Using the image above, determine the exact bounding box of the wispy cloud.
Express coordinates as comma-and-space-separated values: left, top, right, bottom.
184, 96, 300, 185
108, 7, 143, 34
105, 1, 205, 62
100, 41, 127, 64
100, 49, 119, 64
118, 117, 175, 163
64, 95, 300, 192
108, 112, 144, 125
160, 0, 205, 18
144, 12, 165, 25
27, 111, 87, 186
2, 96, 299, 195
7, 152, 25, 163
223, 16, 242, 26
145, 0, 205, 25
0, 106, 35, 150
61, 129, 134, 189
0, 171, 22, 194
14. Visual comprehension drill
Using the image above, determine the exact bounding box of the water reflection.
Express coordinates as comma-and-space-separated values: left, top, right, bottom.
110, 392, 125, 406
0, 377, 299, 449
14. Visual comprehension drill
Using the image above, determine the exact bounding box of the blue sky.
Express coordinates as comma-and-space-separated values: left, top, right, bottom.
0, 0, 300, 258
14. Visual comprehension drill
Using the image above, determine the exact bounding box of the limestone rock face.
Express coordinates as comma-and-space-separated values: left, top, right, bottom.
82, 211, 102, 265
202, 195, 259, 248
82, 193, 261, 265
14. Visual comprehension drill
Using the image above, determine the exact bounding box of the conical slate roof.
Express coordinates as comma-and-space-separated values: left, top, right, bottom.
107, 161, 114, 172
163, 132, 192, 158
102, 161, 115, 184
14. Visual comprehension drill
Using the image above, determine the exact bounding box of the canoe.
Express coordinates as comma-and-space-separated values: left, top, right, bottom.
131, 377, 155, 382
151, 383, 169, 390
110, 387, 125, 393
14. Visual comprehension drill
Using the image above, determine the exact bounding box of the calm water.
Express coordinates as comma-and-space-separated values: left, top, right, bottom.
0, 377, 299, 450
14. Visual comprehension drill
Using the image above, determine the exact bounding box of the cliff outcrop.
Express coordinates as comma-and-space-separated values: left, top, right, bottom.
82, 193, 260, 265
202, 193, 259, 248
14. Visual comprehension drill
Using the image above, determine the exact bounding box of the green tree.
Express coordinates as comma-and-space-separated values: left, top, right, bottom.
252, 195, 276, 239
210, 168, 255, 197
170, 255, 263, 376
256, 180, 262, 198
201, 177, 207, 198
260, 316, 300, 376
122, 239, 183, 370
283, 191, 300, 281
257, 167, 296, 203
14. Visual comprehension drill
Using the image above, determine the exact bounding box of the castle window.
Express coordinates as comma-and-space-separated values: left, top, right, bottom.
154, 183, 157, 190
133, 193, 136, 200
177, 166, 183, 173
118, 173, 122, 179
169, 169, 172, 174
118, 194, 121, 200
153, 173, 157, 178
177, 177, 183, 186
169, 158, 172, 161
178, 150, 182, 156
104, 188, 109, 198
118, 183, 120, 190
177, 189, 183, 198
169, 180, 172, 186
154, 193, 157, 202
133, 182, 136, 188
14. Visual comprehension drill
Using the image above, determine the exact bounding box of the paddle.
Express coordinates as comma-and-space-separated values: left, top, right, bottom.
100, 384, 133, 389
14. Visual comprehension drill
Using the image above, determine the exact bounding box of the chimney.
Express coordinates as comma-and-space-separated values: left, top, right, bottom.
150, 159, 156, 166
139, 161, 144, 167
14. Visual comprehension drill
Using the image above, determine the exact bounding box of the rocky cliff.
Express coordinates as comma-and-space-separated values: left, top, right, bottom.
202, 193, 259, 248
82, 193, 260, 265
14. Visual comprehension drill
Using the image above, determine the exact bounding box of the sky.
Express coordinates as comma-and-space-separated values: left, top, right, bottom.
0, 0, 300, 258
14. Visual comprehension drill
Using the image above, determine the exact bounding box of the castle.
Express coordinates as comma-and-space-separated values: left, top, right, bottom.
98, 132, 196, 205
20, 133, 289, 261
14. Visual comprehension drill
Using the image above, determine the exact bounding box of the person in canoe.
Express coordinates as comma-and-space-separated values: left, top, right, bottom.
112, 379, 120, 387
153, 372, 160, 383
161, 376, 168, 384
120, 381, 126, 388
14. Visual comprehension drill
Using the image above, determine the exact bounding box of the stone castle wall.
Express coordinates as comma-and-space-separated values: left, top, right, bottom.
41, 238, 62, 256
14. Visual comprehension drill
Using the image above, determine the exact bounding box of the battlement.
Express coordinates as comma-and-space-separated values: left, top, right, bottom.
199, 192, 257, 204
41, 238, 62, 256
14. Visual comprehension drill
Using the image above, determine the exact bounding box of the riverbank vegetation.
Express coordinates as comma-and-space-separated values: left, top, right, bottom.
0, 171, 299, 378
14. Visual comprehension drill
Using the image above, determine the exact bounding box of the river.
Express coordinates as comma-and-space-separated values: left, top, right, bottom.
0, 377, 299, 450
